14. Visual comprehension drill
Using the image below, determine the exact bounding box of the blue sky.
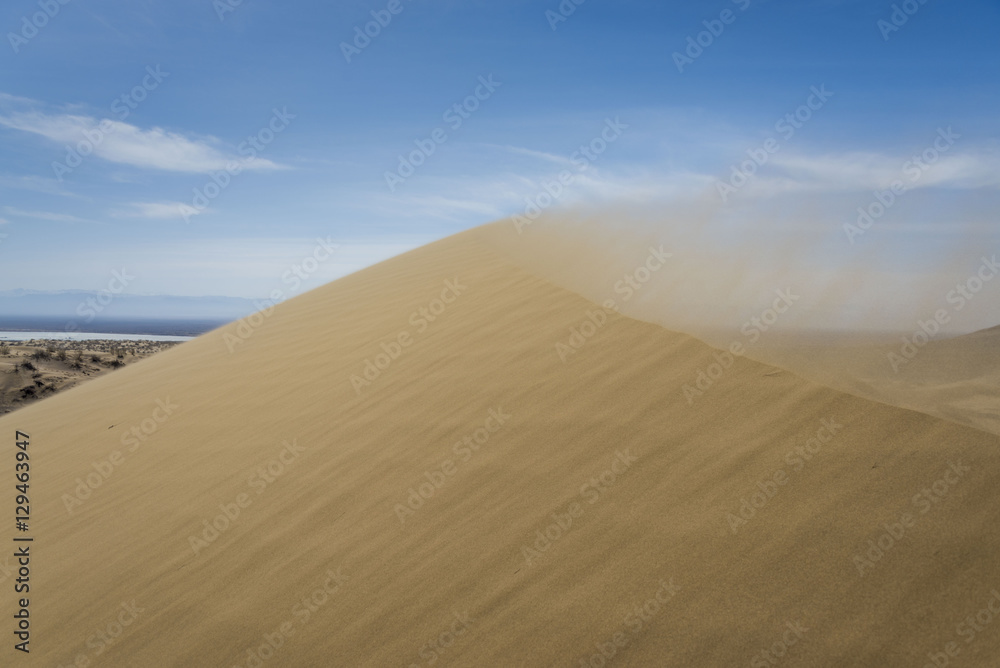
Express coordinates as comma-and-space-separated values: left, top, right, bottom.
0, 0, 998, 302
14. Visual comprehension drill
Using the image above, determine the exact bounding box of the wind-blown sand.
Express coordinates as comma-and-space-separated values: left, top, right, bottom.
748, 326, 1000, 438
2, 224, 999, 666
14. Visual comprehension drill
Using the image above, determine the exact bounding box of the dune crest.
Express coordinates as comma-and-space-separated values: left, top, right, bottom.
481, 214, 1000, 436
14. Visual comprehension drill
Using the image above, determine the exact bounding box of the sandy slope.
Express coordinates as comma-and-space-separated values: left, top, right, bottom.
2, 224, 999, 667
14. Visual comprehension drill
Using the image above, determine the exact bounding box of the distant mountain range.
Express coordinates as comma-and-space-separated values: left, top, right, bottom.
0, 290, 259, 335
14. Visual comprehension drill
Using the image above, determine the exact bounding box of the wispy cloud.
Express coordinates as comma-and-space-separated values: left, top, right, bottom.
3, 207, 100, 224
487, 144, 577, 167
0, 106, 287, 174
749, 150, 1000, 196
0, 173, 78, 197
370, 167, 714, 222
115, 202, 206, 220
376, 193, 506, 221
0, 93, 36, 105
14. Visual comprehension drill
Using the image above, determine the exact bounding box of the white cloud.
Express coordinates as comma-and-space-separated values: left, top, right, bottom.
401, 195, 505, 218
0, 93, 36, 105
378, 166, 715, 219
0, 173, 78, 197
749, 150, 1000, 196
0, 109, 287, 173
116, 202, 206, 220
2, 207, 99, 224
488, 144, 577, 167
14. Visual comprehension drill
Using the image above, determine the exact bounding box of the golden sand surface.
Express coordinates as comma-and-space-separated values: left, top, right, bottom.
1, 225, 998, 666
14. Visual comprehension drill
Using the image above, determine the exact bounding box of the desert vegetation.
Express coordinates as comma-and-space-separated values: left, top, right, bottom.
0, 339, 181, 416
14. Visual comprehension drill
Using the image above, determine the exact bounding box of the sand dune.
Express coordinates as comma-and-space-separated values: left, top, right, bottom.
2, 224, 999, 666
